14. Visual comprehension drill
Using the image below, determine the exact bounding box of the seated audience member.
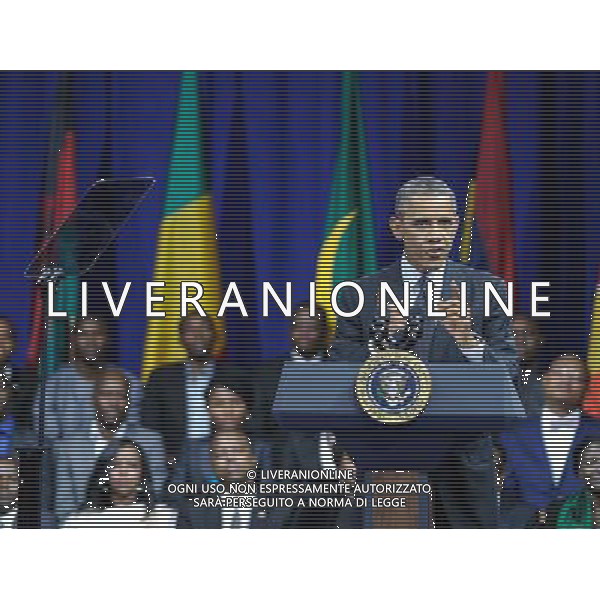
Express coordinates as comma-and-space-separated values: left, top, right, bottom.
174, 431, 282, 528
555, 438, 600, 527
52, 367, 166, 523
142, 315, 233, 463
33, 317, 142, 439
281, 431, 359, 528
500, 354, 600, 527
512, 314, 545, 416
207, 384, 251, 432
0, 318, 37, 432
62, 439, 176, 527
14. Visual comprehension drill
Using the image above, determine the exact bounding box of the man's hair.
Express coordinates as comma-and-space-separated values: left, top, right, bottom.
394, 176, 457, 215
292, 301, 330, 344
571, 437, 600, 475
93, 366, 130, 396
71, 315, 106, 335
545, 352, 586, 372
178, 313, 216, 337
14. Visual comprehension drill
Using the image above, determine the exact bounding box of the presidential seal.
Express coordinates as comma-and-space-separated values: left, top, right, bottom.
355, 351, 432, 424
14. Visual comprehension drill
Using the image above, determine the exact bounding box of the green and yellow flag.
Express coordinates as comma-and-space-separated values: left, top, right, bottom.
142, 71, 223, 380
316, 71, 377, 331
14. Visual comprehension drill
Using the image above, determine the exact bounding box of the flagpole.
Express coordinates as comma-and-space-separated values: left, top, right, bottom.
459, 179, 476, 264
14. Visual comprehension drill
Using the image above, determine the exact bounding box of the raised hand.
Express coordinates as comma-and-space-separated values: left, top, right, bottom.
437, 282, 479, 347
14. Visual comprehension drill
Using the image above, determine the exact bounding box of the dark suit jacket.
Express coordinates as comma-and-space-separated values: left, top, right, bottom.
329, 259, 518, 372
499, 415, 600, 527
142, 361, 235, 461
516, 360, 545, 417
249, 356, 287, 440
172, 437, 285, 528
7, 365, 38, 431
52, 423, 167, 523
281, 432, 362, 528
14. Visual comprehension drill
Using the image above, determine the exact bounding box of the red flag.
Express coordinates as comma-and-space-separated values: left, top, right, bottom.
474, 71, 516, 285
26, 130, 77, 366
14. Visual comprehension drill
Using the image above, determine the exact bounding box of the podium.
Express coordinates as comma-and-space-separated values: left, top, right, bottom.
273, 361, 525, 471
272, 361, 524, 527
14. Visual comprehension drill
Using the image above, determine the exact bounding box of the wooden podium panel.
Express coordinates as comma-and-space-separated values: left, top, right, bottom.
366, 470, 433, 528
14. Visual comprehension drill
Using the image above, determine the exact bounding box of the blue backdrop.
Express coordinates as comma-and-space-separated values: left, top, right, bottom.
1, 71, 599, 374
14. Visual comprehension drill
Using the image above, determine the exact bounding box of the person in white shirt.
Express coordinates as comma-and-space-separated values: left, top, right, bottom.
142, 315, 236, 463
62, 439, 176, 527
175, 430, 281, 528
52, 367, 167, 523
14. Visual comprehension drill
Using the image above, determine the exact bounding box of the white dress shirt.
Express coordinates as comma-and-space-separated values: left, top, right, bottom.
400, 255, 484, 362
221, 499, 254, 528
185, 361, 215, 439
541, 409, 581, 485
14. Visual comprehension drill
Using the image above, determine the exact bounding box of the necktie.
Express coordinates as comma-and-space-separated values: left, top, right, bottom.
412, 274, 429, 317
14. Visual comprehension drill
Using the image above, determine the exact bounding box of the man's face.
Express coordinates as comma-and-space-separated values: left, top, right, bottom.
0, 459, 18, 508
211, 433, 257, 482
542, 356, 587, 413
180, 316, 216, 360
0, 320, 15, 366
107, 444, 143, 500
94, 373, 129, 430
580, 442, 600, 491
291, 311, 325, 355
73, 321, 107, 361
389, 195, 459, 270
208, 386, 248, 430
512, 316, 540, 361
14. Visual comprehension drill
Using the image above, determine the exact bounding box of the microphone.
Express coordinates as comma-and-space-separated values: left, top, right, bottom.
369, 312, 425, 352
369, 314, 390, 352
401, 314, 425, 350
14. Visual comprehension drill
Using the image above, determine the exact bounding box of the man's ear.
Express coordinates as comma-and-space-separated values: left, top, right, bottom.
389, 214, 403, 240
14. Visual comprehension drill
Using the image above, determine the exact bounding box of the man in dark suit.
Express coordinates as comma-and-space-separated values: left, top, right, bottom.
173, 431, 284, 528
329, 176, 519, 528
512, 314, 546, 417
0, 318, 37, 440
250, 302, 331, 442
142, 315, 231, 463
500, 354, 600, 527
52, 367, 167, 523
330, 177, 516, 368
